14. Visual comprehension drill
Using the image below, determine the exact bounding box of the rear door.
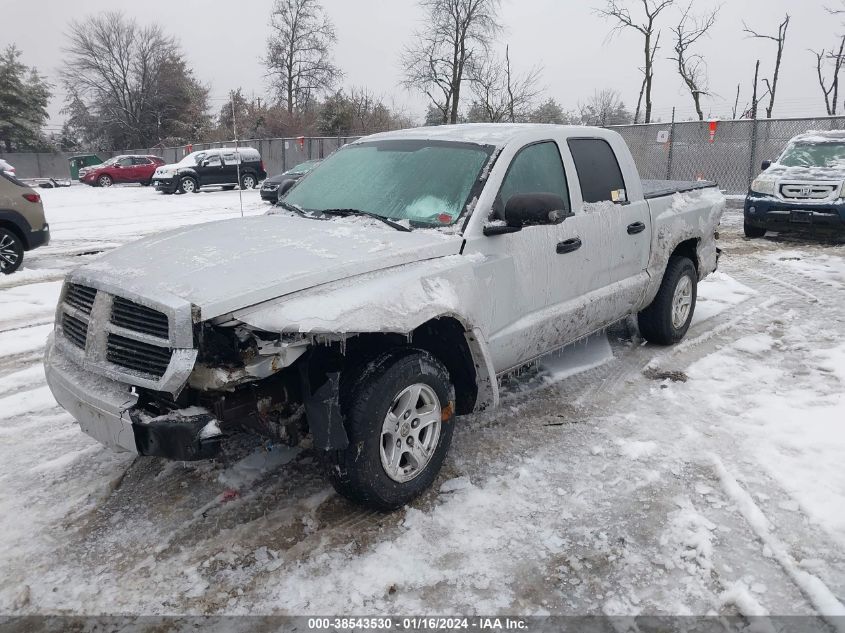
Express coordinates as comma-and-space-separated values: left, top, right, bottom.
567, 138, 651, 305
132, 157, 153, 182
221, 150, 240, 184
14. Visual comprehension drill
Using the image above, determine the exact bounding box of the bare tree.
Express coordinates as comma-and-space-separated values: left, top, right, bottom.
468, 46, 542, 122
401, 0, 501, 125
61, 12, 207, 149
732, 83, 741, 119
596, 0, 675, 123
670, 4, 718, 121
743, 14, 790, 118
266, 0, 341, 116
578, 89, 633, 126
813, 37, 845, 115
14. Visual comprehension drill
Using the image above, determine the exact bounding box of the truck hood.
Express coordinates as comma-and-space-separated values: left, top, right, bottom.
74, 214, 463, 318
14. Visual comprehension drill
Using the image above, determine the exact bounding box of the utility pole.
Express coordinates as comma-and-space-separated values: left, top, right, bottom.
232, 94, 243, 218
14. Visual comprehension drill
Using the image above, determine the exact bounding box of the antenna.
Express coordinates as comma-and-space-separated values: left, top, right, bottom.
232, 93, 244, 218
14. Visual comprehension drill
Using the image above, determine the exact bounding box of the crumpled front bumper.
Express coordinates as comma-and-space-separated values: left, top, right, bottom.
44, 335, 222, 460
45, 333, 140, 454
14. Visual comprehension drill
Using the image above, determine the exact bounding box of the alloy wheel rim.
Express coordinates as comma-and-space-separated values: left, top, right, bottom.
380, 383, 442, 483
244, 176, 255, 188
671, 275, 693, 329
99, 176, 111, 187
183, 180, 195, 192
0, 234, 20, 270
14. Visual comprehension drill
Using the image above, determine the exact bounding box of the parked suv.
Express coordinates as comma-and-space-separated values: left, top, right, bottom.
152, 148, 266, 194
81, 155, 165, 187
745, 130, 845, 237
0, 171, 50, 274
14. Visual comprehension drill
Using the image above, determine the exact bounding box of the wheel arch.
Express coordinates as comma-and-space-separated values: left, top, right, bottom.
670, 237, 700, 274
0, 212, 31, 250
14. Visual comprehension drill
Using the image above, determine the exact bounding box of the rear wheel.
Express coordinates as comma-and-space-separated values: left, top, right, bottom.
637, 256, 698, 345
178, 176, 198, 194
97, 174, 112, 187
744, 221, 766, 238
0, 229, 24, 275
240, 173, 257, 190
324, 350, 455, 510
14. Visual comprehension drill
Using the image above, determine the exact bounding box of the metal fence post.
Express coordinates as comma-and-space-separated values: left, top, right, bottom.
747, 117, 759, 190
666, 107, 676, 180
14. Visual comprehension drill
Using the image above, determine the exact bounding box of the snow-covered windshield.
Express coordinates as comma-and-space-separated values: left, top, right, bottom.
283, 139, 494, 227
779, 142, 845, 168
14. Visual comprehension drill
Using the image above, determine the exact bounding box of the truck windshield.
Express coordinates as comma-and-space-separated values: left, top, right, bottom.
779, 142, 845, 168
283, 139, 494, 227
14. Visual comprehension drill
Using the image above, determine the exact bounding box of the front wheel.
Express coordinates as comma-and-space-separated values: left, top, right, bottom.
744, 221, 767, 238
97, 174, 112, 187
178, 177, 198, 194
637, 256, 698, 345
240, 173, 257, 190
0, 228, 24, 275
324, 350, 455, 510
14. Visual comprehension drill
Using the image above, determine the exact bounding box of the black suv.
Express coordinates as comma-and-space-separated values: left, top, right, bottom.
152, 148, 267, 194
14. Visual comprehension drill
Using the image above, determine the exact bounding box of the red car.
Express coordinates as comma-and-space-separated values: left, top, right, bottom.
81, 155, 166, 187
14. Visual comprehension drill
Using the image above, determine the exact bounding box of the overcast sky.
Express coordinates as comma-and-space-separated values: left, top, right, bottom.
4, 0, 837, 133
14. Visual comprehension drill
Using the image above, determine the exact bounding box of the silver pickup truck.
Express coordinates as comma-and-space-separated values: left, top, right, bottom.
45, 124, 724, 510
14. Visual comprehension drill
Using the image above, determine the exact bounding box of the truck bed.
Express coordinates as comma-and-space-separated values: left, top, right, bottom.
642, 179, 718, 199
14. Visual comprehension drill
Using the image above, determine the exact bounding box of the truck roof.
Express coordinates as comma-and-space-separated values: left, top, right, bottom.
360, 123, 610, 147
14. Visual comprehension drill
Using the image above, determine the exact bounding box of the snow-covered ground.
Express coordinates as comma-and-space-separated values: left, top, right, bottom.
1, 184, 844, 621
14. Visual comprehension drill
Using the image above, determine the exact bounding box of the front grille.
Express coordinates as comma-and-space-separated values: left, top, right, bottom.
64, 283, 97, 314
62, 313, 88, 349
107, 334, 172, 378
111, 297, 169, 339
780, 183, 838, 200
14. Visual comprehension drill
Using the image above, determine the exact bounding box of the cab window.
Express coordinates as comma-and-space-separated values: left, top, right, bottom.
221, 152, 239, 165
203, 153, 222, 167
567, 138, 626, 203
495, 141, 570, 218
116, 157, 133, 167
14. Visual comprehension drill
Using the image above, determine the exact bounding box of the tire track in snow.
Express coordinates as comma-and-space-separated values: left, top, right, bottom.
709, 455, 845, 628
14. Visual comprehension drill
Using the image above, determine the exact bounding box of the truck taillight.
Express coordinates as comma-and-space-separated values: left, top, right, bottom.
22, 193, 40, 203
260, 160, 265, 172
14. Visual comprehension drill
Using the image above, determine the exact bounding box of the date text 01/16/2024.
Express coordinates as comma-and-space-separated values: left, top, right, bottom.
307, 617, 528, 630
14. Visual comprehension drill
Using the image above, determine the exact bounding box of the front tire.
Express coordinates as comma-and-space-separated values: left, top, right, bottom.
744, 221, 766, 238
178, 176, 198, 194
0, 228, 24, 275
240, 173, 257, 190
324, 350, 455, 510
97, 174, 112, 187
637, 256, 697, 345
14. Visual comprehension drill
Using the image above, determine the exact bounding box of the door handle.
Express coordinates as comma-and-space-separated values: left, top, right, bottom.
556, 237, 582, 254
627, 221, 646, 235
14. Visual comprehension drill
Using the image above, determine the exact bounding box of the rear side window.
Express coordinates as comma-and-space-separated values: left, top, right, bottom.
132, 157, 151, 165
567, 138, 626, 204
497, 141, 570, 213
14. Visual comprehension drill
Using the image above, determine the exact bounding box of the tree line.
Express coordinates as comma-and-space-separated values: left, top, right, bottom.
1, 0, 844, 153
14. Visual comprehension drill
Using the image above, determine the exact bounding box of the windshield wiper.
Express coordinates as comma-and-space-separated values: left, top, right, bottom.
276, 200, 318, 219
320, 208, 412, 232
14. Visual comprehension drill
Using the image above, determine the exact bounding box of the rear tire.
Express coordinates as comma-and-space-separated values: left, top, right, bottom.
324, 349, 455, 510
744, 221, 766, 238
240, 173, 257, 190
637, 256, 697, 345
178, 177, 198, 194
0, 228, 24, 275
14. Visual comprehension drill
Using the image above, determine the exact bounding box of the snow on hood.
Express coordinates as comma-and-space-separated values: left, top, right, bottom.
755, 163, 845, 182
73, 215, 463, 319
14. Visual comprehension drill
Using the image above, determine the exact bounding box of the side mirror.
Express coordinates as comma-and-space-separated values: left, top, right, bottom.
761, 160, 772, 171
278, 179, 297, 197
485, 193, 570, 236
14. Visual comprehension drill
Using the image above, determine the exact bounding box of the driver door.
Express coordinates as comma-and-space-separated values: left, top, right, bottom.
479, 140, 601, 373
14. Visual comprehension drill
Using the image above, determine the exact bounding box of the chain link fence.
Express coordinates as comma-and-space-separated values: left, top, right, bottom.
4, 116, 845, 192
610, 116, 845, 194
